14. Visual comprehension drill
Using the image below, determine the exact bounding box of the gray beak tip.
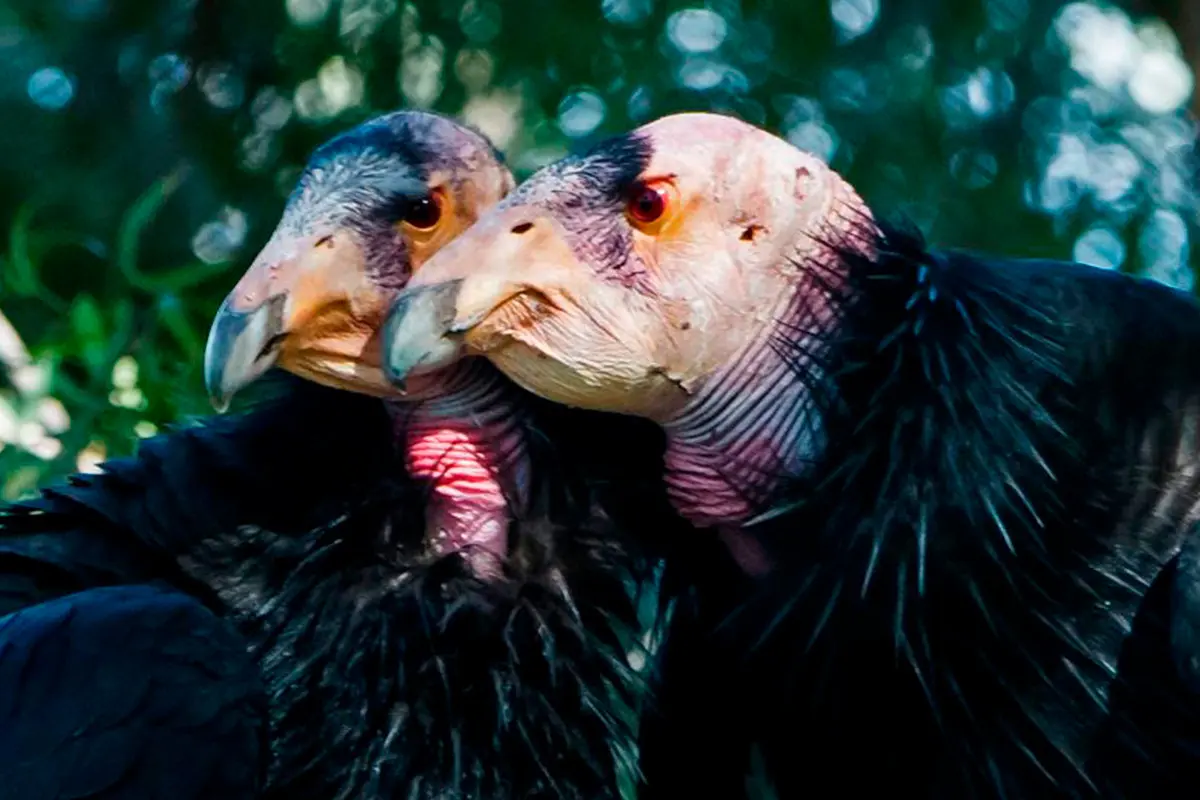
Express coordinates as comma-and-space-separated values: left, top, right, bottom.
381, 279, 467, 388
208, 392, 233, 415
204, 296, 286, 414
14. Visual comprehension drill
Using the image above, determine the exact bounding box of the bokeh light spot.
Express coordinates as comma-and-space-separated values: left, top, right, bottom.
340, 0, 399, 46
286, 0, 332, 27
1128, 50, 1193, 115
786, 120, 839, 164
199, 63, 245, 110
148, 53, 190, 92
602, 0, 653, 27
1140, 208, 1192, 291
666, 8, 728, 54
400, 37, 445, 108
557, 89, 606, 138
27, 67, 75, 111
192, 207, 248, 265
1055, 3, 1139, 91
296, 56, 365, 120
462, 89, 521, 150
831, 0, 880, 42
1073, 226, 1125, 270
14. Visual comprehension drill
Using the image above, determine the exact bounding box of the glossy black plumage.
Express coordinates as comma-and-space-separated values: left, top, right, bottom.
0, 374, 686, 799
640, 220, 1200, 798
0, 585, 265, 799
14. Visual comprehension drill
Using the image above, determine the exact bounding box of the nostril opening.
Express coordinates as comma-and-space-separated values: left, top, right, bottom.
511, 222, 534, 235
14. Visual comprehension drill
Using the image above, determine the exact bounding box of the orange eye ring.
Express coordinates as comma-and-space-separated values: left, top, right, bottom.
627, 181, 670, 227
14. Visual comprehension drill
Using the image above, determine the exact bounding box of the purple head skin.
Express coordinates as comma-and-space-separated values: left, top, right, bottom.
380, 112, 873, 574
204, 110, 530, 577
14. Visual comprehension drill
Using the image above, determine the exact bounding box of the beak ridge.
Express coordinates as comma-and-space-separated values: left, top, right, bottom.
204, 293, 287, 412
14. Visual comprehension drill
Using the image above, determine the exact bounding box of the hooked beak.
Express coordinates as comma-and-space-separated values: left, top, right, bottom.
204, 227, 397, 411
380, 207, 587, 387
381, 207, 689, 419
379, 279, 470, 392
205, 293, 287, 412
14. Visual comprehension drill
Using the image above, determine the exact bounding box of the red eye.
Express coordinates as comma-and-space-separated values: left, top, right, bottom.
403, 195, 442, 230
628, 182, 669, 225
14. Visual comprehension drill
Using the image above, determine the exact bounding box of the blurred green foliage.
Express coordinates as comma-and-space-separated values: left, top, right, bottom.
0, 0, 1195, 494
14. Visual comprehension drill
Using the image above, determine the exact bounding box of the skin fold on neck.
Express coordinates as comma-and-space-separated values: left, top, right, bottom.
387, 360, 531, 578
659, 228, 863, 576
661, 307, 821, 576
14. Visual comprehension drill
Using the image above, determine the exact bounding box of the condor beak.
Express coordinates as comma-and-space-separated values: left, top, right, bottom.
382, 206, 688, 419
205, 227, 396, 411
205, 292, 286, 412
381, 207, 586, 384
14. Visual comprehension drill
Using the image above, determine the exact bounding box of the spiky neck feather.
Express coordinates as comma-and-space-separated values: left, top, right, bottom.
760, 215, 1095, 605
720, 216, 1200, 793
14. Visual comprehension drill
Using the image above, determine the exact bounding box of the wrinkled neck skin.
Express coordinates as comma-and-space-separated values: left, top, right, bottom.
662, 234, 859, 577
386, 359, 531, 578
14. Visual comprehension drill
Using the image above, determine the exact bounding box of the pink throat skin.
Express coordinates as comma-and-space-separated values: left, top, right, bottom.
388, 362, 530, 578
662, 307, 833, 578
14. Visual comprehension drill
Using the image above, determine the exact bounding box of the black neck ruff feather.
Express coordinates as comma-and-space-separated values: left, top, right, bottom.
725, 216, 1200, 796
1, 373, 690, 799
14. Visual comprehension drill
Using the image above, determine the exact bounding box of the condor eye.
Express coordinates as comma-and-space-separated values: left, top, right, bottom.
403, 195, 442, 230
628, 182, 669, 226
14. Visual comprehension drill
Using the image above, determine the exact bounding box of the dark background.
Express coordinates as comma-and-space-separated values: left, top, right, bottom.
0, 0, 1195, 496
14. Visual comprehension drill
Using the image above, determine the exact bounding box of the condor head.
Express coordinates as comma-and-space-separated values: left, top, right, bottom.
204, 110, 514, 411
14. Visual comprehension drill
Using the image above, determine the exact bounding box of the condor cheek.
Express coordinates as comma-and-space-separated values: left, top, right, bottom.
479, 288, 693, 421
650, 254, 785, 386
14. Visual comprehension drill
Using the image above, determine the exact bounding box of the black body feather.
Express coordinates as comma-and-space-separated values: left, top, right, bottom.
0, 584, 267, 800
0, 374, 687, 799
641, 220, 1200, 798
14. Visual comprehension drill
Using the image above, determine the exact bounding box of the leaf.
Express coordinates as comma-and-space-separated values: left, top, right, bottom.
116, 166, 192, 293
7, 202, 41, 297
5, 201, 68, 311
108, 299, 136, 357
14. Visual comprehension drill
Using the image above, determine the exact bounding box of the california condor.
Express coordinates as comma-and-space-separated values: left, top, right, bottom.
381, 111, 1200, 798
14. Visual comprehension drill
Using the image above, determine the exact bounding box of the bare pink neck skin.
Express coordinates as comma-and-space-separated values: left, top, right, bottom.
660, 250, 853, 576
662, 335, 823, 576
387, 360, 530, 578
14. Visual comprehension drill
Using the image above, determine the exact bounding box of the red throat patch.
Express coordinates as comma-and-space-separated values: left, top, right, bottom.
401, 392, 529, 577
